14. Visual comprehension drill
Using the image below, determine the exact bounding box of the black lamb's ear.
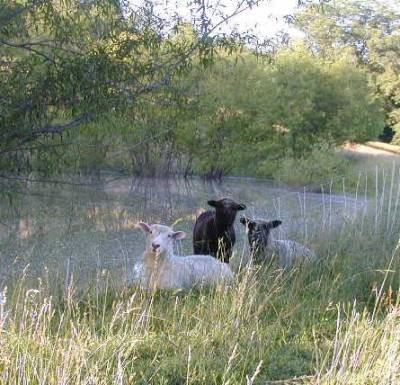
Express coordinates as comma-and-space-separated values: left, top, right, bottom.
208, 200, 217, 207
270, 220, 282, 228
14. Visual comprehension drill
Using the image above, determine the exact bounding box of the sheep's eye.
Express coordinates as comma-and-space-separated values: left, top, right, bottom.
168, 234, 172, 238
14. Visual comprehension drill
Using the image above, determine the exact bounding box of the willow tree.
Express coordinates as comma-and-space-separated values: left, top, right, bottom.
0, 0, 259, 173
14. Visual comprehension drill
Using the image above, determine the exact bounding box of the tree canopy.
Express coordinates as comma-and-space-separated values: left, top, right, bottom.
0, 0, 390, 178
295, 0, 400, 140
0, 0, 256, 172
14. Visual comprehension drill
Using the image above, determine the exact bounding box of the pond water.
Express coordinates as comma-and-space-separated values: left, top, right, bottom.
0, 175, 369, 290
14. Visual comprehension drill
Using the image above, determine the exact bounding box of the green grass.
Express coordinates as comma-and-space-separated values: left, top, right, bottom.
2, 163, 400, 384
1, 206, 399, 384
273, 143, 400, 196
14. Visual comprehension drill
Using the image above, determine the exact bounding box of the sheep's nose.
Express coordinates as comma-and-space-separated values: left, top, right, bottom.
152, 243, 160, 250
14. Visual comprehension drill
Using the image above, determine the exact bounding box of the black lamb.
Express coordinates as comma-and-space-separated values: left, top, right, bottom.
193, 198, 246, 263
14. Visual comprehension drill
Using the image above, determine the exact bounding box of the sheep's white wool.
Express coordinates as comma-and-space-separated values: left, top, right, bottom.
267, 238, 316, 267
241, 216, 316, 268
138, 222, 234, 290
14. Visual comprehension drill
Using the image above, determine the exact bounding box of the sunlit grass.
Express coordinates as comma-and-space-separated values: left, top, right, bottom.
1, 220, 399, 384
1, 166, 400, 383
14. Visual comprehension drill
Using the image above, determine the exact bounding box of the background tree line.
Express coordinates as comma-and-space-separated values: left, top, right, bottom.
1, 0, 397, 179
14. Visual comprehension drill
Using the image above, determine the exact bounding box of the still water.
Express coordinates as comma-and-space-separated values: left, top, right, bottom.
0, 176, 367, 289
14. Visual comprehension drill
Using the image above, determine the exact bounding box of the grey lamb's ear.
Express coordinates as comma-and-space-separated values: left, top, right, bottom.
236, 203, 246, 211
240, 217, 255, 229
239, 216, 247, 225
137, 222, 151, 233
208, 200, 217, 207
269, 220, 282, 229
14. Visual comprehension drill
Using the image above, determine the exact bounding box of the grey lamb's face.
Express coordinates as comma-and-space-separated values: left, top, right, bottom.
240, 217, 282, 251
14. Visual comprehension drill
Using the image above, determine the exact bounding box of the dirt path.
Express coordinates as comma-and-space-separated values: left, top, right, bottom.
342, 141, 400, 157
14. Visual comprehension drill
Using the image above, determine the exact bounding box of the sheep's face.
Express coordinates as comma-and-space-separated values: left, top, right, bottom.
208, 198, 246, 225
240, 217, 282, 253
138, 222, 186, 257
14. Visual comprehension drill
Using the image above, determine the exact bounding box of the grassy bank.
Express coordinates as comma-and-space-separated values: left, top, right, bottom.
0, 198, 399, 384
272, 144, 400, 195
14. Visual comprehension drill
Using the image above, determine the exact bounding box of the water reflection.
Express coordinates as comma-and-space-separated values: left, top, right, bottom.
0, 176, 369, 289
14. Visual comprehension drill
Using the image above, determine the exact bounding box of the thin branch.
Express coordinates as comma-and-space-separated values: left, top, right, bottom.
0, 38, 56, 64
0, 112, 92, 156
113, 2, 260, 99
0, 173, 98, 187
0, 1, 42, 28
35, 112, 92, 136
0, 140, 109, 156
9, 39, 84, 56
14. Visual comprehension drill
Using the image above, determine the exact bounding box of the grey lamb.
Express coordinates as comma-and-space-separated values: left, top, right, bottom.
240, 217, 316, 267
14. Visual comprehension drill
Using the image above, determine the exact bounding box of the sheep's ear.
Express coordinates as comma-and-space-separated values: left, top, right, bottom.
137, 222, 151, 233
240, 217, 255, 229
172, 231, 186, 240
270, 220, 282, 228
236, 203, 246, 211
208, 200, 217, 207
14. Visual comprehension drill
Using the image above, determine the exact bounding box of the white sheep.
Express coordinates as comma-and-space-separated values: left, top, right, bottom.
137, 222, 234, 290
240, 217, 316, 267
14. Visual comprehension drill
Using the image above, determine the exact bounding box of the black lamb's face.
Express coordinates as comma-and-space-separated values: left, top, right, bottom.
208, 198, 246, 225
240, 217, 282, 251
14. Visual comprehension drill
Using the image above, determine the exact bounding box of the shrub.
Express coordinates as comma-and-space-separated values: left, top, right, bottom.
273, 143, 351, 190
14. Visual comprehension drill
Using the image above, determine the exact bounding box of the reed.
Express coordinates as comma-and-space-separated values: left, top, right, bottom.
1, 166, 400, 384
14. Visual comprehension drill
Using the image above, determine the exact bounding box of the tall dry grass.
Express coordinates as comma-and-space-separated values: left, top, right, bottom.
1, 166, 400, 384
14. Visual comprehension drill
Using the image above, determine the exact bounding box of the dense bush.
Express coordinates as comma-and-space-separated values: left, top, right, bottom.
173, 46, 383, 177
295, 0, 400, 143
272, 143, 350, 189
0, 0, 388, 180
